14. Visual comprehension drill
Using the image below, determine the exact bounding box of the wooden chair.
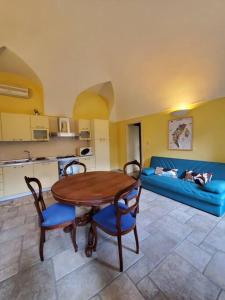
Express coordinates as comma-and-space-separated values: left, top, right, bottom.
90, 180, 142, 272
123, 160, 142, 205
64, 160, 87, 176
24, 176, 77, 261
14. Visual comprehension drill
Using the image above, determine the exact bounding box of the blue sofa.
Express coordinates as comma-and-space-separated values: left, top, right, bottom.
141, 156, 225, 216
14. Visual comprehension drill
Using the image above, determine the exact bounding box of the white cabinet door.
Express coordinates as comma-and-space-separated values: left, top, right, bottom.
94, 139, 110, 171
92, 119, 109, 140
30, 116, 49, 129
33, 161, 58, 189
1, 113, 31, 141
3, 164, 33, 196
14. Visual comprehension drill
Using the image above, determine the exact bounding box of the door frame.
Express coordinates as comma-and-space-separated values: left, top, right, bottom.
126, 120, 143, 166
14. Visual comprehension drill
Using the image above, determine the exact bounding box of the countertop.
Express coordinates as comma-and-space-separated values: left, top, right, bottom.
0, 155, 94, 167
0, 157, 58, 167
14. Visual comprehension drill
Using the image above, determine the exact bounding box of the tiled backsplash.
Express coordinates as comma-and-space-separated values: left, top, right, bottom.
0, 138, 88, 160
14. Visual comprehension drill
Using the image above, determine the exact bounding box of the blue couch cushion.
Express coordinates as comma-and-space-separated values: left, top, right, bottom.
203, 180, 225, 194
42, 203, 76, 227
141, 174, 225, 206
142, 167, 155, 176
93, 202, 136, 233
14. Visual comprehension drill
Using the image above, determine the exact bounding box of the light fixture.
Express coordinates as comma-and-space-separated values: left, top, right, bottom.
170, 109, 190, 117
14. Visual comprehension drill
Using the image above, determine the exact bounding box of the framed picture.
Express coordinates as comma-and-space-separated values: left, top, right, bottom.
168, 117, 193, 150
59, 117, 70, 133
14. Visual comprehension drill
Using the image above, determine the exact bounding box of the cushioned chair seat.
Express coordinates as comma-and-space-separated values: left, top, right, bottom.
141, 175, 225, 206
42, 203, 76, 227
93, 202, 135, 233
123, 188, 138, 201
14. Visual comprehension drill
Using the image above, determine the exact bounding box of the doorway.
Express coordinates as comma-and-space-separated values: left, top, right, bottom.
127, 122, 142, 173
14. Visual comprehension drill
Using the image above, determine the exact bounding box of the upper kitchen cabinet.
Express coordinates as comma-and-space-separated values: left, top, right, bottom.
30, 115, 49, 129
77, 119, 92, 140
91, 119, 109, 140
1, 112, 31, 141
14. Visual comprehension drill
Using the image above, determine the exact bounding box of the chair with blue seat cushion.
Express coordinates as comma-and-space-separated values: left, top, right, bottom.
91, 180, 142, 272
24, 176, 77, 261
123, 160, 142, 206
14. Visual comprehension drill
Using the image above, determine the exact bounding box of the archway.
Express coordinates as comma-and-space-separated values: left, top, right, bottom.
73, 81, 114, 120
0, 47, 44, 115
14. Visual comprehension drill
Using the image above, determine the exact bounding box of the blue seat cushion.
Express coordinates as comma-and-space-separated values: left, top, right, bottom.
123, 188, 138, 201
93, 202, 136, 234
42, 203, 76, 227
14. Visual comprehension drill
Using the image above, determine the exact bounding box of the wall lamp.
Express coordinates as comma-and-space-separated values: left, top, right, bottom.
170, 109, 190, 117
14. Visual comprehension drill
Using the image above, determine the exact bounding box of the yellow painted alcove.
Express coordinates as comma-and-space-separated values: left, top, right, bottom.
73, 91, 109, 120
0, 72, 44, 115
0, 47, 44, 115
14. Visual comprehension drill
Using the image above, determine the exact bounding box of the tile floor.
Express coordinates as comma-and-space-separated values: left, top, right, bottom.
0, 189, 225, 300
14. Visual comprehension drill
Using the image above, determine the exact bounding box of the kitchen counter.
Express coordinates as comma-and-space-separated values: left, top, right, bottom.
0, 157, 58, 167
0, 155, 94, 167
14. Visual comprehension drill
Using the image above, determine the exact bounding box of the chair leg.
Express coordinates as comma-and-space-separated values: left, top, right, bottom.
117, 235, 123, 272
92, 223, 97, 252
71, 222, 78, 252
134, 225, 139, 254
39, 228, 45, 261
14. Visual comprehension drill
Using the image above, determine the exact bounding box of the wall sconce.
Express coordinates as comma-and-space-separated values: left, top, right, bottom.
170, 109, 190, 117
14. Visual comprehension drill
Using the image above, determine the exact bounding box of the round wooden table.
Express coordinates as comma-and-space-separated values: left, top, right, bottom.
51, 171, 136, 256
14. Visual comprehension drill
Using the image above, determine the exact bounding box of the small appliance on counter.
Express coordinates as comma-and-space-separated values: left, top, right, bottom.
79, 147, 93, 156
57, 155, 79, 177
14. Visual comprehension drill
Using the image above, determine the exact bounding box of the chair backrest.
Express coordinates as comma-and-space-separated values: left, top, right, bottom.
63, 160, 87, 176
24, 176, 46, 223
123, 160, 142, 180
114, 180, 142, 233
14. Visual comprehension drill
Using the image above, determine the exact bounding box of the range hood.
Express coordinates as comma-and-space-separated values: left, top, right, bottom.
50, 117, 78, 138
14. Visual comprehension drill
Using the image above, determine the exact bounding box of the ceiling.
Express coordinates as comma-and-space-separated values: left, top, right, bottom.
1, 0, 225, 121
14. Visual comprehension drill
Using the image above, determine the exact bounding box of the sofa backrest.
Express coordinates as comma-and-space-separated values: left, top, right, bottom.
150, 156, 225, 180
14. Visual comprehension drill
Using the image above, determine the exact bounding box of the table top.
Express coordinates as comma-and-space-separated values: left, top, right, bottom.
51, 171, 136, 206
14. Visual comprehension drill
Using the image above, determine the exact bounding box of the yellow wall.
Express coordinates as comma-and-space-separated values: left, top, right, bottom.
0, 72, 44, 115
73, 91, 109, 120
113, 97, 225, 169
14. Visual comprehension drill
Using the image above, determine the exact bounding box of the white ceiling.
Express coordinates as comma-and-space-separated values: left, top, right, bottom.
1, 0, 225, 121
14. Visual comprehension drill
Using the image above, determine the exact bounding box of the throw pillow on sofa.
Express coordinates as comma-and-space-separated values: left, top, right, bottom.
142, 167, 155, 176
155, 167, 178, 178
203, 180, 225, 194
184, 170, 212, 186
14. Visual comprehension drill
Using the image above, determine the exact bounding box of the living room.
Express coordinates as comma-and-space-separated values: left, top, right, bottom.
0, 1, 225, 300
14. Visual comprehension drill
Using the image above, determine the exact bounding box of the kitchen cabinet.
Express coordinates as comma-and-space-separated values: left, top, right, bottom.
91, 119, 109, 140
1, 112, 31, 141
3, 164, 33, 197
30, 115, 49, 129
33, 161, 58, 189
77, 119, 91, 140
91, 119, 110, 171
94, 139, 110, 171
79, 156, 95, 172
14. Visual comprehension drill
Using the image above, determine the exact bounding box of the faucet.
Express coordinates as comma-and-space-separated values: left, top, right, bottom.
24, 150, 31, 160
